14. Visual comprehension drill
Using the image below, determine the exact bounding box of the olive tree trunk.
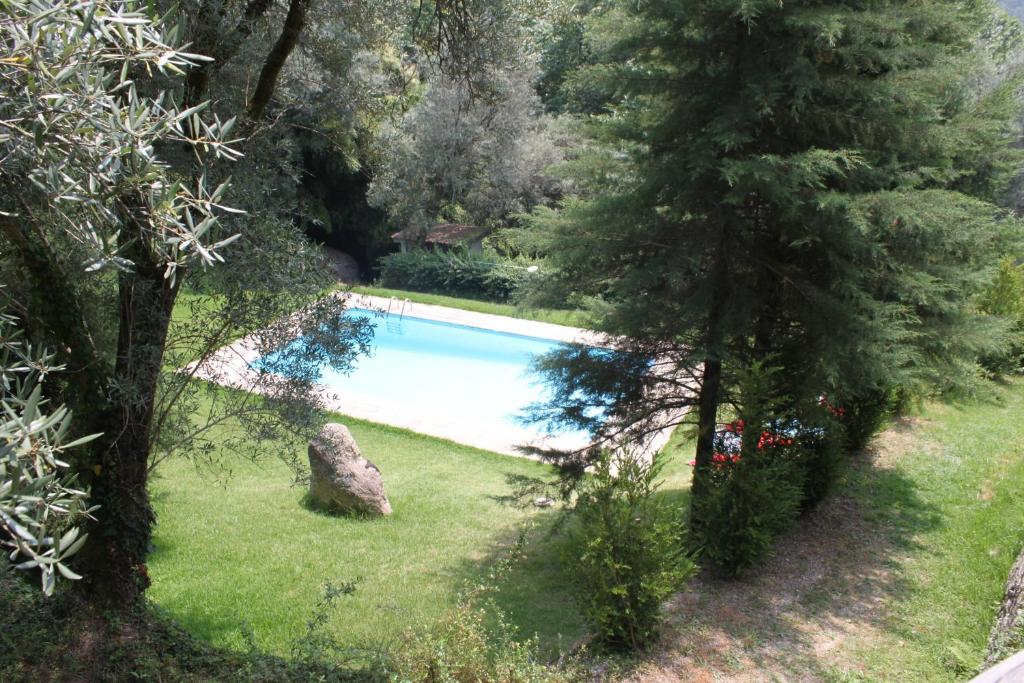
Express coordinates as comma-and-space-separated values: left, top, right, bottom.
985, 546, 1024, 667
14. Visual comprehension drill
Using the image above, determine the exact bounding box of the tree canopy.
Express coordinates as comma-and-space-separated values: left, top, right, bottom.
521, 0, 1023, 537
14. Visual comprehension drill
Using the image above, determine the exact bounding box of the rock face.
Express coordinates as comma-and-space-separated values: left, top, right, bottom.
308, 423, 392, 516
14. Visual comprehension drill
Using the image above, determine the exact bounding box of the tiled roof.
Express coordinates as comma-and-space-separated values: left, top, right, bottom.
391, 223, 489, 244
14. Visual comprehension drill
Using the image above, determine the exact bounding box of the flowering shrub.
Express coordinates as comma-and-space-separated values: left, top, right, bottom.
689, 419, 799, 477
691, 410, 844, 575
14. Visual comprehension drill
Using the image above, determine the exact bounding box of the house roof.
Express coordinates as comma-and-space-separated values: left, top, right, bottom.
391, 223, 489, 245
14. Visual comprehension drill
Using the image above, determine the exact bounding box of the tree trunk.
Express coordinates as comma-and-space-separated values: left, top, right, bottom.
183, 0, 275, 113
79, 246, 180, 607
690, 244, 731, 532
245, 0, 309, 123
985, 546, 1024, 667
0, 215, 110, 426
691, 356, 723, 516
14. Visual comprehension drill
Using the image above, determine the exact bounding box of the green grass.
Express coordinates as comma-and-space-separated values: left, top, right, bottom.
152, 288, 591, 657
834, 382, 1024, 680
350, 285, 591, 328
160, 287, 1024, 677
147, 410, 585, 657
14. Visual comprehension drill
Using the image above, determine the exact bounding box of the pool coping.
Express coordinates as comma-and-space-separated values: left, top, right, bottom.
342, 291, 604, 346
186, 291, 679, 461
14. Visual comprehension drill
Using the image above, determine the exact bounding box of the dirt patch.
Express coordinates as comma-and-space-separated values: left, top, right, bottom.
867, 416, 935, 468
625, 420, 937, 682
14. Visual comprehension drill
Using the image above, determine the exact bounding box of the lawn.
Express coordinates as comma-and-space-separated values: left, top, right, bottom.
148, 288, 592, 660
350, 285, 591, 329
837, 382, 1024, 680
156, 289, 1024, 678
147, 408, 586, 658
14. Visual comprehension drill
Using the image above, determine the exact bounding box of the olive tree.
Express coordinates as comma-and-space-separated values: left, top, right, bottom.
0, 0, 373, 607
0, 312, 95, 596
368, 64, 564, 233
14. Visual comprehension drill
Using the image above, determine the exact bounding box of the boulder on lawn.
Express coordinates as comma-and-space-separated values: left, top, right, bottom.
308, 423, 392, 516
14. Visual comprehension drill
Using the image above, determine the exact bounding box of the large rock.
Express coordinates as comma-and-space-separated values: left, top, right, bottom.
308, 423, 392, 516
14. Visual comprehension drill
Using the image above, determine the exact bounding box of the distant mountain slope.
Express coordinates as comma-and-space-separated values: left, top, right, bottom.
1001, 0, 1024, 21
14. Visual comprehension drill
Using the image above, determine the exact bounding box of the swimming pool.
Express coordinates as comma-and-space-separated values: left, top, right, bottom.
257, 307, 589, 454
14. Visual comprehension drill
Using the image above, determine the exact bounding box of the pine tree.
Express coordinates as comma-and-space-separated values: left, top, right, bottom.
524, 0, 1023, 529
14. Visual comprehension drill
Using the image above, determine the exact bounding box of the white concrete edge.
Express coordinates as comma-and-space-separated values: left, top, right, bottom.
970, 650, 1024, 683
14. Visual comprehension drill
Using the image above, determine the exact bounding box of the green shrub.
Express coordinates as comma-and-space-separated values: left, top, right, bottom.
566, 452, 696, 651
978, 257, 1024, 375
792, 410, 846, 509
376, 249, 532, 302
692, 456, 804, 578
838, 388, 900, 453
690, 362, 857, 575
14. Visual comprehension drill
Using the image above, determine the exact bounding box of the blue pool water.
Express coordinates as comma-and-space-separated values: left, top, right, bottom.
261, 308, 570, 433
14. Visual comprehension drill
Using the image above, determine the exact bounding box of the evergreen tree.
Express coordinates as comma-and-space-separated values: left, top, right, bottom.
524, 0, 1022, 530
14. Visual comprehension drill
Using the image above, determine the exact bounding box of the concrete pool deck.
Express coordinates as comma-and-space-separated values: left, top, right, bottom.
188, 291, 677, 460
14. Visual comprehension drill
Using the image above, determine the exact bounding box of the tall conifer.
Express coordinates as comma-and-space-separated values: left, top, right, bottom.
525, 0, 1022, 526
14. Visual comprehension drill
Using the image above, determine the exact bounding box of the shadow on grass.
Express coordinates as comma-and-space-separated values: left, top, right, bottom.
627, 437, 943, 681
458, 455, 699, 660
440, 492, 587, 659
296, 492, 385, 520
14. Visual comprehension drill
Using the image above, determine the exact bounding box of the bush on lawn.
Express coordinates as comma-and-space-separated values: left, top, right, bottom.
691, 371, 843, 577
566, 451, 695, 651
792, 406, 846, 509
376, 249, 532, 302
691, 432, 805, 578
837, 387, 903, 453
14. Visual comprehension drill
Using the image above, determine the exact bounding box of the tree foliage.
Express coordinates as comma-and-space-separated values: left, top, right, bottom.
0, 313, 95, 595
0, 0, 378, 606
368, 64, 564, 233
522, 0, 1023, 540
